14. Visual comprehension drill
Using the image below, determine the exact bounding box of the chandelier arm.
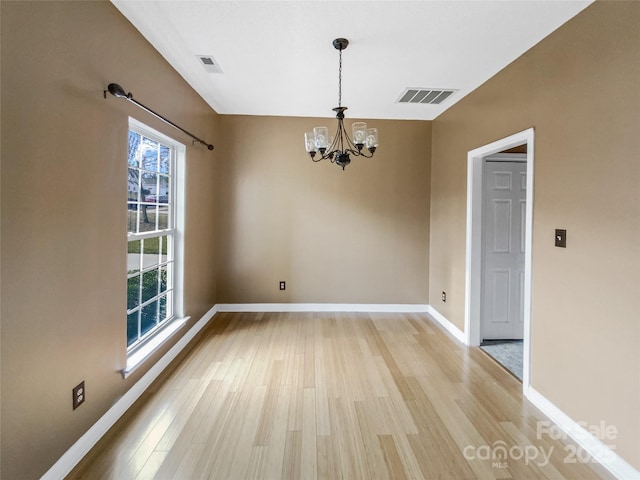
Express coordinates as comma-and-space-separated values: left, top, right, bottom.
329, 122, 341, 155
342, 128, 360, 154
346, 148, 374, 158
316, 154, 337, 163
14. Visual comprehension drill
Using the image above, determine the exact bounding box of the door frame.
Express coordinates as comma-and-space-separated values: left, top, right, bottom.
464, 128, 534, 391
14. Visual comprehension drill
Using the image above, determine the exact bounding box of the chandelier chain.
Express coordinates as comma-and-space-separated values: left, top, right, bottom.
338, 47, 342, 108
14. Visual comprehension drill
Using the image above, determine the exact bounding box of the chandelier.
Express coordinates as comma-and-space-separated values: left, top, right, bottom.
304, 38, 379, 170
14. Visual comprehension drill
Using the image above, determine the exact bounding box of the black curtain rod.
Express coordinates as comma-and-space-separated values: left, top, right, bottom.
104, 83, 214, 151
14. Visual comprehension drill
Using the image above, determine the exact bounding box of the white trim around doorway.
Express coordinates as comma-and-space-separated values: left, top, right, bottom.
464, 128, 535, 392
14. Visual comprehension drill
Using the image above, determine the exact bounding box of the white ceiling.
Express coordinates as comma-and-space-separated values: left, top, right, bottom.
112, 0, 593, 121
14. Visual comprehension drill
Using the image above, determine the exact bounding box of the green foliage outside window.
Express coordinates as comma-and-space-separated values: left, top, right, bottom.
127, 268, 168, 346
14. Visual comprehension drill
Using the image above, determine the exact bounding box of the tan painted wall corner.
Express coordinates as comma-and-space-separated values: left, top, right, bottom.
215, 115, 432, 305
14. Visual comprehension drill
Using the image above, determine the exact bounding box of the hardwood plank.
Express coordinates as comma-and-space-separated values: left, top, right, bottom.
300, 387, 318, 480
281, 430, 302, 480
302, 318, 316, 388
263, 385, 291, 479
354, 400, 392, 480
167, 444, 204, 480
316, 435, 339, 480
313, 316, 331, 437
133, 451, 166, 480
226, 385, 267, 480
245, 445, 269, 480
254, 360, 284, 446
378, 434, 408, 480
329, 396, 367, 479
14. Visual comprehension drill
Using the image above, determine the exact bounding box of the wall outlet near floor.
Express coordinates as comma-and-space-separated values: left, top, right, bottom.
279, 281, 286, 291
72, 381, 85, 410
442, 291, 447, 302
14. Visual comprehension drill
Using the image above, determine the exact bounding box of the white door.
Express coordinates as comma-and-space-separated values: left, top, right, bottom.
481, 155, 527, 340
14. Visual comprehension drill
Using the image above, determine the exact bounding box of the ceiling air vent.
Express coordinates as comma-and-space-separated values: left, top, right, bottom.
397, 88, 456, 105
196, 55, 222, 74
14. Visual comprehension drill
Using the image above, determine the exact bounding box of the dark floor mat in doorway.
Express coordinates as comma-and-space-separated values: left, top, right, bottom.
480, 340, 523, 381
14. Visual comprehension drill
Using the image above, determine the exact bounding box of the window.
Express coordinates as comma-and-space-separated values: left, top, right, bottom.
126, 119, 184, 353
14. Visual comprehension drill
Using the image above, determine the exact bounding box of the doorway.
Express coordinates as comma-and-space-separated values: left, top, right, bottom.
464, 129, 534, 391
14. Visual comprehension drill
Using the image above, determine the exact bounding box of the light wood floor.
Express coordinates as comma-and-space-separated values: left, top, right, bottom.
68, 312, 613, 479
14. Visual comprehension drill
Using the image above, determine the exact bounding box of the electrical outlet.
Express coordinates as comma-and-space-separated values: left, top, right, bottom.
279, 281, 286, 291
442, 291, 447, 302
73, 381, 85, 410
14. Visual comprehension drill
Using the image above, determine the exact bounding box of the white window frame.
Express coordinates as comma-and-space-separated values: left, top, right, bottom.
124, 118, 187, 377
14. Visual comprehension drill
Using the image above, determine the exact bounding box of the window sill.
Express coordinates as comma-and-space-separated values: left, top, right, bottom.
122, 316, 190, 378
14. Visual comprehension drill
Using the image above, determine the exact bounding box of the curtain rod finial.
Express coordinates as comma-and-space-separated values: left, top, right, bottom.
107, 83, 129, 98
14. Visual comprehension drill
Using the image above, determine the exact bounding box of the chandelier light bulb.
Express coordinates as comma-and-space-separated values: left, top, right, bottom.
304, 132, 316, 155
366, 128, 379, 151
313, 126, 329, 151
352, 122, 367, 147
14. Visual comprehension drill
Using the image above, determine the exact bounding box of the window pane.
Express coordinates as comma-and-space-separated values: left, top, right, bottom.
152, 205, 160, 231
127, 240, 141, 274
142, 236, 159, 255
141, 269, 159, 304
141, 237, 158, 268
159, 295, 167, 322
127, 204, 137, 234
159, 235, 169, 263
141, 137, 158, 172
159, 265, 168, 293
128, 169, 140, 201
141, 172, 157, 203
127, 275, 140, 310
159, 175, 169, 204
157, 205, 169, 230
143, 237, 160, 258
138, 205, 157, 233
127, 311, 139, 347
128, 131, 141, 167
160, 145, 170, 174
141, 301, 159, 337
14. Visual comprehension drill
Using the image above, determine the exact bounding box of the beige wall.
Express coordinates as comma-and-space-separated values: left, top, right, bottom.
430, 0, 640, 469
216, 115, 431, 304
2, 0, 638, 477
0, 2, 218, 478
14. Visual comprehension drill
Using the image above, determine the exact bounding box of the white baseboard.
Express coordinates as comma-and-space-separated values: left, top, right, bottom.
526, 386, 640, 480
216, 303, 429, 313
41, 305, 218, 480
425, 305, 466, 344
